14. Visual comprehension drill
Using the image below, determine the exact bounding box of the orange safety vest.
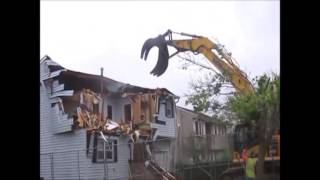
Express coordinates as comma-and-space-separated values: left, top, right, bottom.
242, 148, 248, 162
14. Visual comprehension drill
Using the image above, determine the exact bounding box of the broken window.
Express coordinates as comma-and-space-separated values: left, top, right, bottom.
80, 89, 101, 112
124, 104, 131, 122
95, 138, 118, 163
107, 105, 112, 120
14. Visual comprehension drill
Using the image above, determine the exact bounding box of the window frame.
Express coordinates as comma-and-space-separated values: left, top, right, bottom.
194, 120, 205, 136
95, 138, 118, 163
165, 97, 174, 118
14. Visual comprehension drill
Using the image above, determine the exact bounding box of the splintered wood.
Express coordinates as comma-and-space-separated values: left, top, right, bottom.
72, 88, 171, 139
130, 93, 157, 126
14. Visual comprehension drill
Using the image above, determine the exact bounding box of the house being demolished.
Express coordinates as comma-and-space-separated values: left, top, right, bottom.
40, 55, 178, 180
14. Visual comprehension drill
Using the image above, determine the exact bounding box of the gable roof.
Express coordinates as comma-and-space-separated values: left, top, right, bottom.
41, 55, 177, 96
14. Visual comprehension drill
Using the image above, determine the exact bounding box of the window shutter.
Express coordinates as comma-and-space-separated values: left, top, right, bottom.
114, 140, 118, 162
86, 131, 91, 155
92, 133, 98, 163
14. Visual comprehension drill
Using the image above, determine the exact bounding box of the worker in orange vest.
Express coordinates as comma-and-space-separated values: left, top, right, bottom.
242, 145, 248, 163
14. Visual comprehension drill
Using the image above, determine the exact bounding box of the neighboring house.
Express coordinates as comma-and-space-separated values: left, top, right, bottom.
175, 106, 233, 165
40, 55, 178, 180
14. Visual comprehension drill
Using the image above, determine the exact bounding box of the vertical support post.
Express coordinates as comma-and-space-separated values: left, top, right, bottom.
143, 142, 145, 180
227, 134, 230, 169
51, 153, 54, 180
78, 150, 81, 180
213, 136, 217, 180
100, 67, 105, 124
103, 138, 107, 180
107, 135, 110, 180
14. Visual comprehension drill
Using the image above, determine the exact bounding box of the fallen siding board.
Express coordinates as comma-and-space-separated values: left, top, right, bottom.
41, 69, 67, 81
50, 90, 74, 98
40, 73, 49, 81
46, 61, 61, 66
52, 84, 65, 93
49, 97, 62, 104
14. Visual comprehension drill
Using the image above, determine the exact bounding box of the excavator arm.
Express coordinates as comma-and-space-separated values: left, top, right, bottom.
140, 30, 254, 93
140, 30, 279, 179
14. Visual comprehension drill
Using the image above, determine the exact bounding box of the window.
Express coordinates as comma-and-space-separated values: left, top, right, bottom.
165, 97, 174, 118
155, 96, 166, 125
194, 121, 205, 136
124, 104, 131, 122
212, 125, 216, 135
107, 105, 112, 119
96, 138, 117, 163
195, 121, 199, 135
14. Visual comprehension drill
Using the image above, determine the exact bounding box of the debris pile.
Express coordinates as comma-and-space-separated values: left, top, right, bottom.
69, 89, 134, 136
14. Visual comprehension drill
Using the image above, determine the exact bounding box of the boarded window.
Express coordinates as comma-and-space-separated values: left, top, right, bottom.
107, 105, 112, 119
124, 104, 131, 122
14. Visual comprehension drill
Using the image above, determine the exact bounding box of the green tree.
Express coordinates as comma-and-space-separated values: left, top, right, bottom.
228, 73, 279, 179
185, 72, 238, 123
186, 72, 280, 179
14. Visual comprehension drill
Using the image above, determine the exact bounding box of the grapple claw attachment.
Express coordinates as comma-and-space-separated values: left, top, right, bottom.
140, 35, 169, 76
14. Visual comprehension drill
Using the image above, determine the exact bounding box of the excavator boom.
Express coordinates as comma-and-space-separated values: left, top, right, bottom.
140, 30, 254, 93
140, 30, 279, 179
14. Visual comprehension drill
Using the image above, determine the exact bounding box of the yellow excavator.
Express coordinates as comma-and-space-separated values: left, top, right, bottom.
140, 29, 280, 180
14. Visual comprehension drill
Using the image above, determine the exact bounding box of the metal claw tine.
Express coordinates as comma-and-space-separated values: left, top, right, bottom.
156, 48, 169, 76
140, 38, 153, 60
143, 40, 154, 60
151, 45, 169, 76
140, 34, 170, 76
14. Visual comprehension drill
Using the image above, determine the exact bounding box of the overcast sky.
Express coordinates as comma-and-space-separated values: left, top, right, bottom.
41, 0, 280, 109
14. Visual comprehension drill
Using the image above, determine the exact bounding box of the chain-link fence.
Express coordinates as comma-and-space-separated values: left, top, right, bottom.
40, 135, 279, 180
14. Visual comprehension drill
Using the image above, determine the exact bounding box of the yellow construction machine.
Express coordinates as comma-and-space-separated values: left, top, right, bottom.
140, 30, 280, 179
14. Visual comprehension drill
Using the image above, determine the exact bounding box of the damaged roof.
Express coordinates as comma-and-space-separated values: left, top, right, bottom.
41, 55, 177, 96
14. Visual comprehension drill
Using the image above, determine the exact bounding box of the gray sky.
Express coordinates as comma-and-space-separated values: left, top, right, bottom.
41, 0, 280, 109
